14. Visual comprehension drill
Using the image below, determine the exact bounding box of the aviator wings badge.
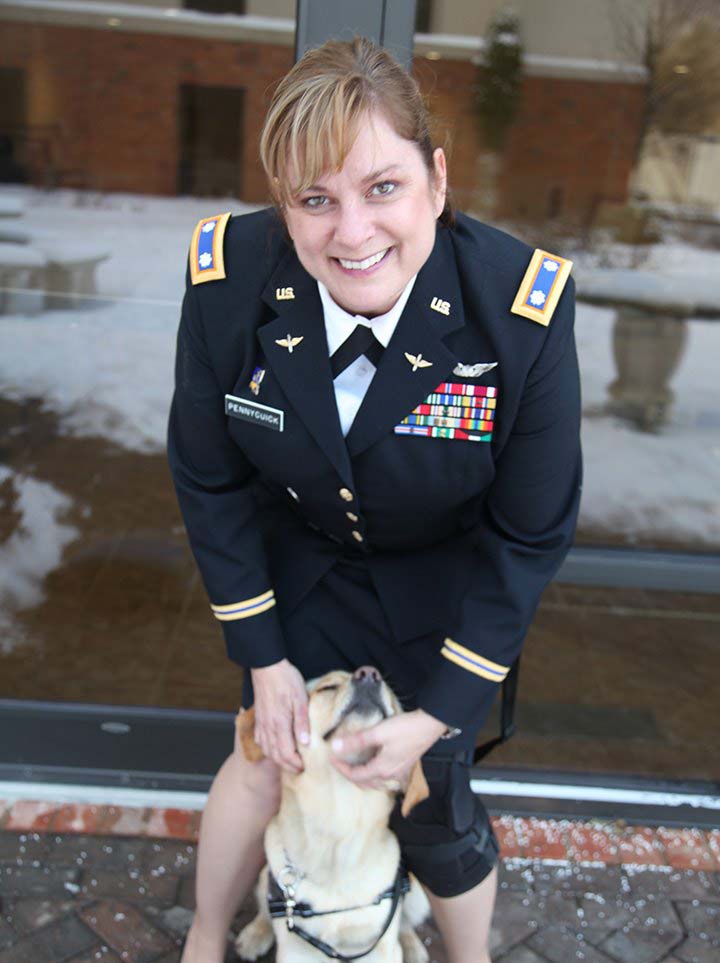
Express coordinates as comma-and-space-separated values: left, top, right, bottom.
453, 362, 498, 378
405, 352, 433, 372
275, 334, 304, 353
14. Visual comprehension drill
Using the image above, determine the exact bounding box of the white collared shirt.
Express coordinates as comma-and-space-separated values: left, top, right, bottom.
318, 276, 417, 436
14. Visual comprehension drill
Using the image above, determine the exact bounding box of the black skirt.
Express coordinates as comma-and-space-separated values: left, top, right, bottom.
241, 554, 443, 711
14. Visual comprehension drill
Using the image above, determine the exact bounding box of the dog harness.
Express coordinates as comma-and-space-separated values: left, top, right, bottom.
267, 852, 411, 961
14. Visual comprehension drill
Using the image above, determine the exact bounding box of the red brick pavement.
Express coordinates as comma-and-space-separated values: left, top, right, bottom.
2, 799, 718, 870
2, 798, 719, 963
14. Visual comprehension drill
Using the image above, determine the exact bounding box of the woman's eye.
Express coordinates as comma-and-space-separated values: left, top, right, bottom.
303, 195, 328, 209
371, 181, 397, 197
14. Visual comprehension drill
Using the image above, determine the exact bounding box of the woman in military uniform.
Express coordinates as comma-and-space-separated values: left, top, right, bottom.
168, 37, 581, 963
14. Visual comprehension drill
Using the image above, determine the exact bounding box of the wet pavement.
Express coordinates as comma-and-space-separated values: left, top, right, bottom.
1, 805, 719, 963
0, 397, 719, 781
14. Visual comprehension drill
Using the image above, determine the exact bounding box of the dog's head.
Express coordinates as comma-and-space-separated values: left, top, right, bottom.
308, 666, 400, 763
237, 667, 429, 817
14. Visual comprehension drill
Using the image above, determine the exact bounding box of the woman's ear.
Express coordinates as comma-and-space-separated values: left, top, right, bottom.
401, 760, 430, 817
431, 147, 447, 219
235, 707, 265, 762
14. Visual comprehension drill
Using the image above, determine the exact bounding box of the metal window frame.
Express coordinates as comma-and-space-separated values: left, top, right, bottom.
295, 0, 416, 68
1, 699, 718, 825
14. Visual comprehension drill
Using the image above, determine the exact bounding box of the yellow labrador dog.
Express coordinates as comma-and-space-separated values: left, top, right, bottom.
234, 666, 432, 962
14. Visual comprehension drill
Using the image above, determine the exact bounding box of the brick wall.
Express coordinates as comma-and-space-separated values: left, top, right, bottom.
497, 74, 646, 222
417, 55, 646, 222
0, 22, 293, 197
0, 21, 645, 221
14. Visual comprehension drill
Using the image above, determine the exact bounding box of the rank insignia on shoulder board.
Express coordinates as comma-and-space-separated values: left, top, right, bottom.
189, 212, 231, 285
511, 249, 573, 327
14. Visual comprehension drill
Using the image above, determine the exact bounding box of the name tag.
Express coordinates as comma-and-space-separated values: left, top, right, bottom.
225, 394, 284, 432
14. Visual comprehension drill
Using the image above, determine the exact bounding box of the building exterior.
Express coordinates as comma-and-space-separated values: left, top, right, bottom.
0, 0, 650, 220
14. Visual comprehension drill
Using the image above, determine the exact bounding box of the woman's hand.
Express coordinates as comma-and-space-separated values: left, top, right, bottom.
329, 709, 447, 789
249, 659, 310, 774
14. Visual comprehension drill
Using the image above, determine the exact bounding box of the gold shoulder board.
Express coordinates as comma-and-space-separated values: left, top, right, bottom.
510, 249, 573, 327
189, 212, 232, 285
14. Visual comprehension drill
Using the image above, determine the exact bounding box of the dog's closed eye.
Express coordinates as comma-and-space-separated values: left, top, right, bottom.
315, 684, 340, 693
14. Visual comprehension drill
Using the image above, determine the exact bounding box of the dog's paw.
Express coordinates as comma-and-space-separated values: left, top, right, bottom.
234, 915, 275, 960
400, 928, 429, 963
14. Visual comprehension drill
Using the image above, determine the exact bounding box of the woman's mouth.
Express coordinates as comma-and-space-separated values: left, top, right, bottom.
333, 247, 392, 276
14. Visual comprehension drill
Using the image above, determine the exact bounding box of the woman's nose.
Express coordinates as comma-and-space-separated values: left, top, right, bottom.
352, 665, 381, 685
333, 202, 374, 252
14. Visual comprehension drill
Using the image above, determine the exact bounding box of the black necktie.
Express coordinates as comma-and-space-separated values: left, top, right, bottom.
330, 324, 384, 378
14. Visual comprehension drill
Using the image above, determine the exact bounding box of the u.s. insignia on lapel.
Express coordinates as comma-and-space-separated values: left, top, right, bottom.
430, 297, 450, 316
511, 249, 573, 326
395, 381, 498, 443
249, 366, 265, 396
405, 352, 433, 372
275, 334, 304, 353
276, 287, 295, 301
453, 362, 497, 378
189, 212, 231, 285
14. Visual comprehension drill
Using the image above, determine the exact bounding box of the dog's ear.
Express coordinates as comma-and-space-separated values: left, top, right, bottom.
235, 707, 265, 762
401, 760, 430, 817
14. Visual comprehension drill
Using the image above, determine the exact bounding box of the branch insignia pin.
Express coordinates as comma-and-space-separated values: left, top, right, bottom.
430, 297, 450, 316
275, 334, 304, 353
405, 352, 433, 372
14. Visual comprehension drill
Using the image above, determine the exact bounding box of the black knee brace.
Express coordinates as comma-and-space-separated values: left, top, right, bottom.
390, 748, 499, 898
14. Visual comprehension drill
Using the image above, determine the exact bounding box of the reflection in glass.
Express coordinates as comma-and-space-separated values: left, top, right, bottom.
609, 311, 688, 431
0, 0, 718, 784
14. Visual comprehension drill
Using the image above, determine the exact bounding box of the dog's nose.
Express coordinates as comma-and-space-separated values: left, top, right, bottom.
352, 666, 381, 685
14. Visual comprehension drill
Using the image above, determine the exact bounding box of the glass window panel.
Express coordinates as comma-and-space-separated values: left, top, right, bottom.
0, 0, 717, 787
413, 0, 720, 782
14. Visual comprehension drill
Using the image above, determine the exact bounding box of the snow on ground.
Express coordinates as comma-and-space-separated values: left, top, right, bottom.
0, 186, 718, 547
0, 187, 261, 452
0, 465, 80, 652
574, 302, 720, 545
0, 298, 178, 453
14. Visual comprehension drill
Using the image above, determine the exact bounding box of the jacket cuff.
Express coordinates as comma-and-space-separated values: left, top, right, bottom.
213, 594, 287, 668
416, 637, 507, 731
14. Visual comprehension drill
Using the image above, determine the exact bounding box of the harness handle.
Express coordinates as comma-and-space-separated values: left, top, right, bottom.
273, 864, 407, 961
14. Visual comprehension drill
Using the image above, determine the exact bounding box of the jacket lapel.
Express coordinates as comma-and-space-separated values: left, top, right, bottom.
346, 226, 468, 458
258, 249, 353, 487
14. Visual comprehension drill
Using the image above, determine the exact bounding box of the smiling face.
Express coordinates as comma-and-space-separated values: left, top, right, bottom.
283, 109, 447, 318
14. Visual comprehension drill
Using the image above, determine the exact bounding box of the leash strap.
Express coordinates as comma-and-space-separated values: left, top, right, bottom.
472, 655, 520, 763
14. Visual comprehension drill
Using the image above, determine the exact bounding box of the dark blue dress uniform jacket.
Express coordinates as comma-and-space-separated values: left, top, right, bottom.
167, 207, 582, 733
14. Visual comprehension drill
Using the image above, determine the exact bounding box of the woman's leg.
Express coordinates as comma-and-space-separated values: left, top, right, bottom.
181, 739, 281, 963
423, 865, 498, 963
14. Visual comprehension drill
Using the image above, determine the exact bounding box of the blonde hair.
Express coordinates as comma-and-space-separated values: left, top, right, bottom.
260, 37, 453, 224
